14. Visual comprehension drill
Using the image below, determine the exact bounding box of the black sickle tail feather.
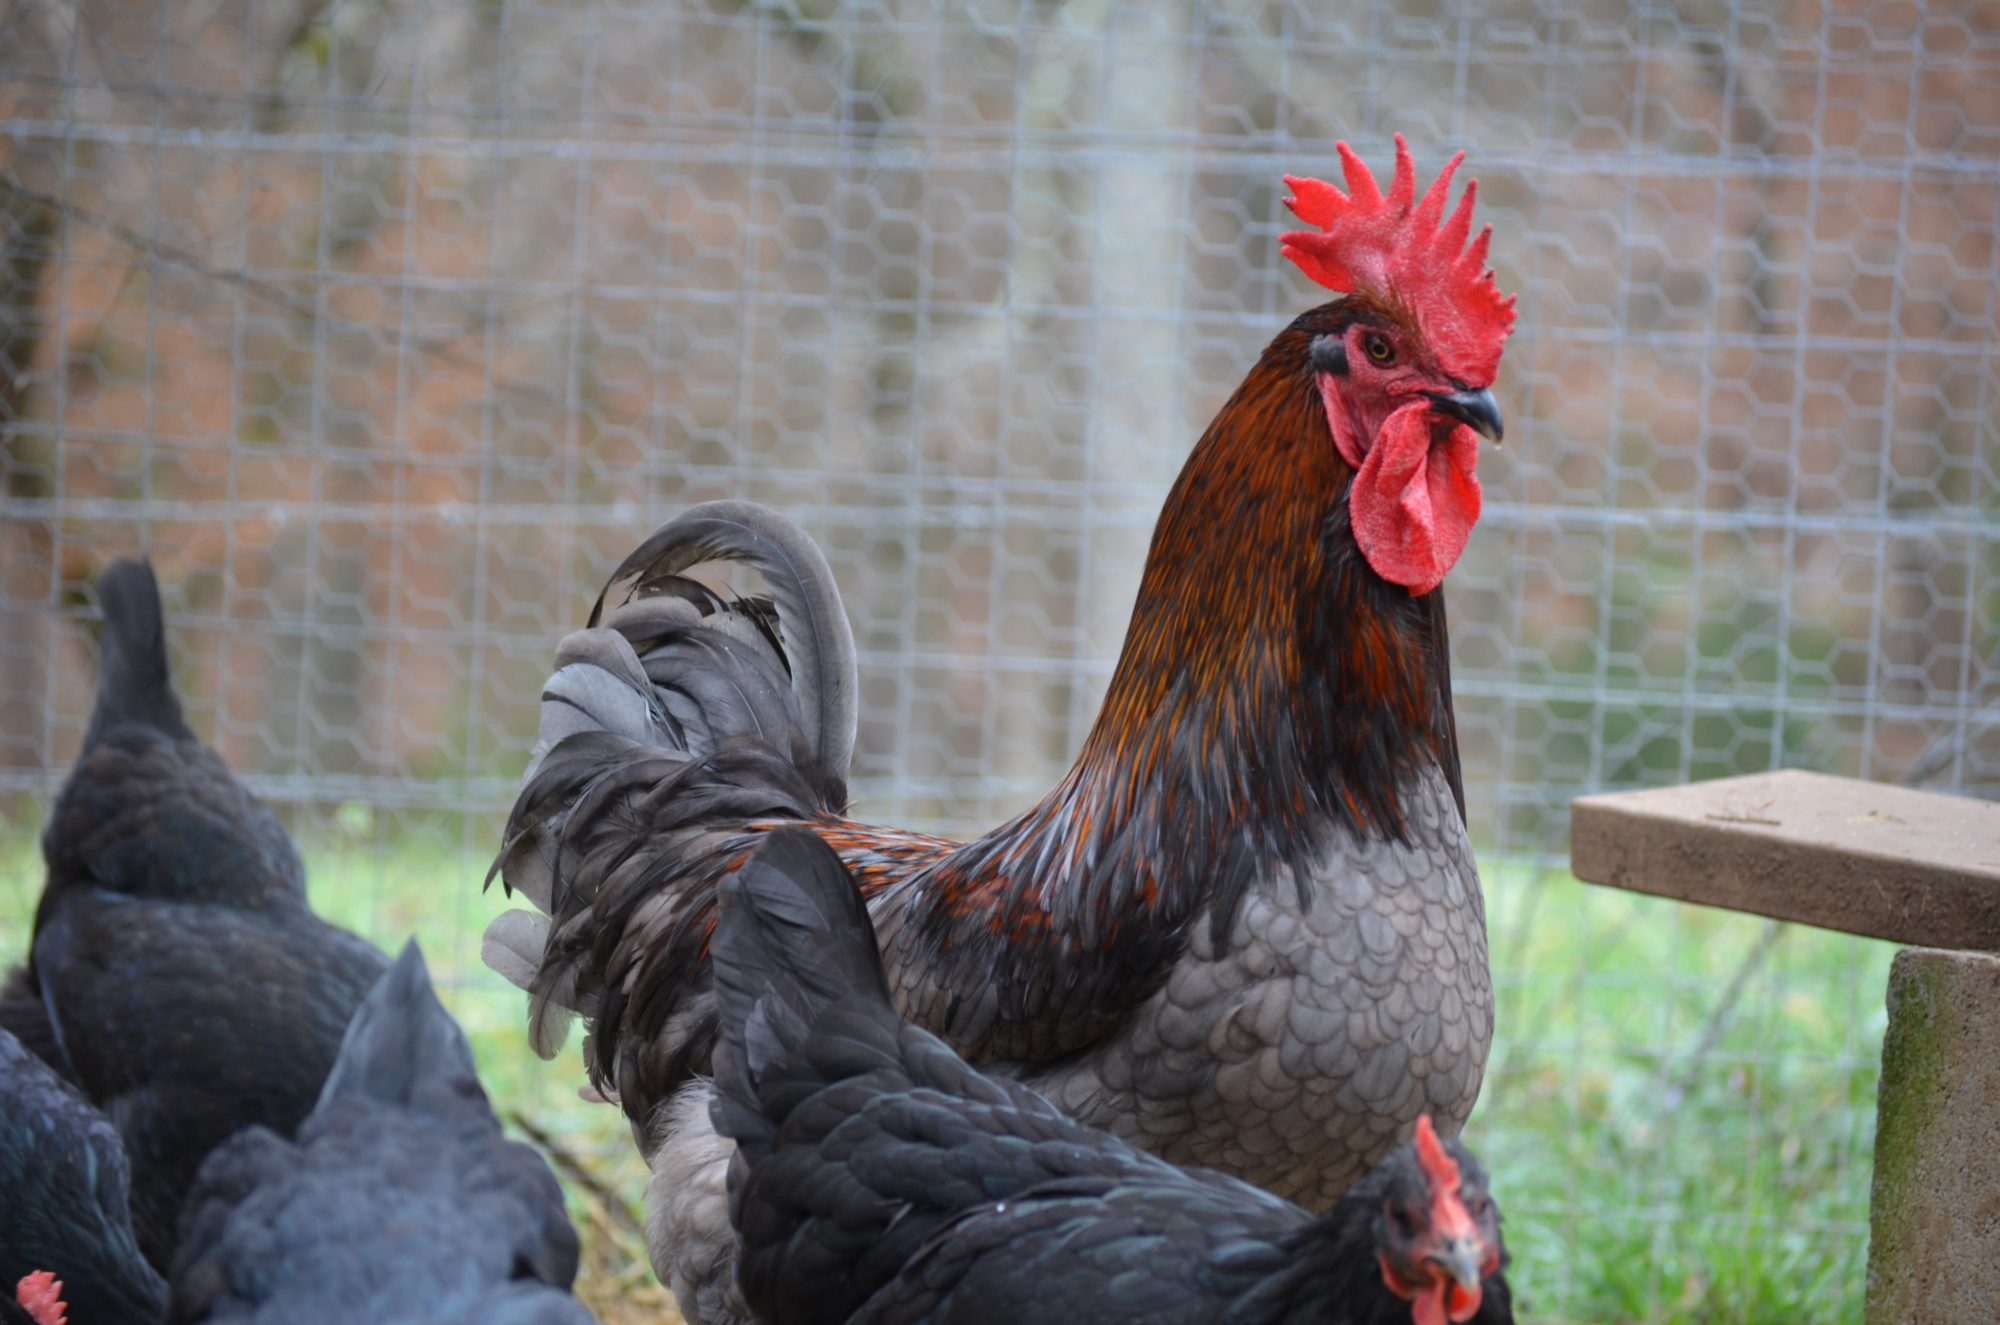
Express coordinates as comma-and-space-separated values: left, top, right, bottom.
589, 501, 857, 779
84, 559, 193, 753
482, 503, 859, 1078
708, 826, 897, 1125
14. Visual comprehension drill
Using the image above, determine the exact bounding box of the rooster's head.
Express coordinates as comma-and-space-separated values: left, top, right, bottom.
1372, 1116, 1504, 1325
1282, 136, 1517, 596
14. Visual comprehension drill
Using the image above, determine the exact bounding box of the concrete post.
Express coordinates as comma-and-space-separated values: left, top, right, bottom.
1864, 947, 2000, 1324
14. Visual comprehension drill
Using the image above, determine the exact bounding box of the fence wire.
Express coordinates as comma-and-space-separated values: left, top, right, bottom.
1, 1, 1996, 1320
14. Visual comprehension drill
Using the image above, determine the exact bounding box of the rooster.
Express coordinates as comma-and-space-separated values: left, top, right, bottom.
710, 828, 1511, 1325
486, 136, 1515, 1322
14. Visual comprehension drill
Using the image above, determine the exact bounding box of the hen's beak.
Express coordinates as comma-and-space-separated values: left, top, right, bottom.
1423, 1234, 1488, 1298
1423, 387, 1504, 444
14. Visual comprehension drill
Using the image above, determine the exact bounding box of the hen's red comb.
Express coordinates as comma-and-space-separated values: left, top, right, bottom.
16, 1271, 67, 1325
1281, 135, 1516, 384
1412, 1114, 1463, 1198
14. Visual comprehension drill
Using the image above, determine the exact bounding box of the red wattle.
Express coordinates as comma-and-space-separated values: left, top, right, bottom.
1411, 1282, 1449, 1325
1348, 400, 1482, 596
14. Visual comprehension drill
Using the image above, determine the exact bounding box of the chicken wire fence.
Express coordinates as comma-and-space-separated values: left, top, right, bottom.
1, 0, 1996, 1319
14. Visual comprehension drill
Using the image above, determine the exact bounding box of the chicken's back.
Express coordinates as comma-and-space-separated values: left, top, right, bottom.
36, 900, 388, 1269
171, 1116, 587, 1325
846, 1176, 1305, 1325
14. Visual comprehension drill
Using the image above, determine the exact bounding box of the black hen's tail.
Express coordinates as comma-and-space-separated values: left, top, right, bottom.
482, 502, 859, 1066
708, 827, 899, 1132
83, 559, 192, 753
39, 559, 305, 909
706, 829, 929, 1324
313, 940, 489, 1123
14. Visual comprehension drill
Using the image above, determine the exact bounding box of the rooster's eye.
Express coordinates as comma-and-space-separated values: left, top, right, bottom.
1363, 332, 1395, 365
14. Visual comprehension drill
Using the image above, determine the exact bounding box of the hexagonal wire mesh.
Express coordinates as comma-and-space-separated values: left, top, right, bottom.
1, 1, 1996, 1320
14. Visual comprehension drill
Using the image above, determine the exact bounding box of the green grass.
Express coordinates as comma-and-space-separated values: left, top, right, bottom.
0, 825, 1894, 1324
1475, 865, 1890, 1323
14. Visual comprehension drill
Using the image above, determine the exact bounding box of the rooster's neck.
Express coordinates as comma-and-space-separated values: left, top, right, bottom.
996, 315, 1463, 921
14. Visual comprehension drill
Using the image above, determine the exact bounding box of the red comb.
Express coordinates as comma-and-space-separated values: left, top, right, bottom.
1412, 1114, 1463, 1197
1281, 135, 1517, 384
15, 1271, 67, 1325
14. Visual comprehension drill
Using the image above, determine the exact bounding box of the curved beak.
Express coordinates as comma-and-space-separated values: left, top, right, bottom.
1424, 1234, 1488, 1300
1423, 387, 1504, 444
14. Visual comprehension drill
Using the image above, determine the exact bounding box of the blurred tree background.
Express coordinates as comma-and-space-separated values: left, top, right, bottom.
0, 1, 1995, 1320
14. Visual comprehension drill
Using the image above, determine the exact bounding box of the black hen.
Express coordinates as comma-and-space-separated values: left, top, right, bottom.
0, 1030, 166, 1325
710, 829, 1513, 1325
9, 559, 388, 1270
167, 940, 594, 1325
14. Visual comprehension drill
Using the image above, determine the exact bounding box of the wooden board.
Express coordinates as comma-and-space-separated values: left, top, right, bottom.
1570, 769, 2000, 949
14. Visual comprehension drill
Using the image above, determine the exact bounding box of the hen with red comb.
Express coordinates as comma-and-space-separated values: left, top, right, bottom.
709, 829, 1514, 1325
